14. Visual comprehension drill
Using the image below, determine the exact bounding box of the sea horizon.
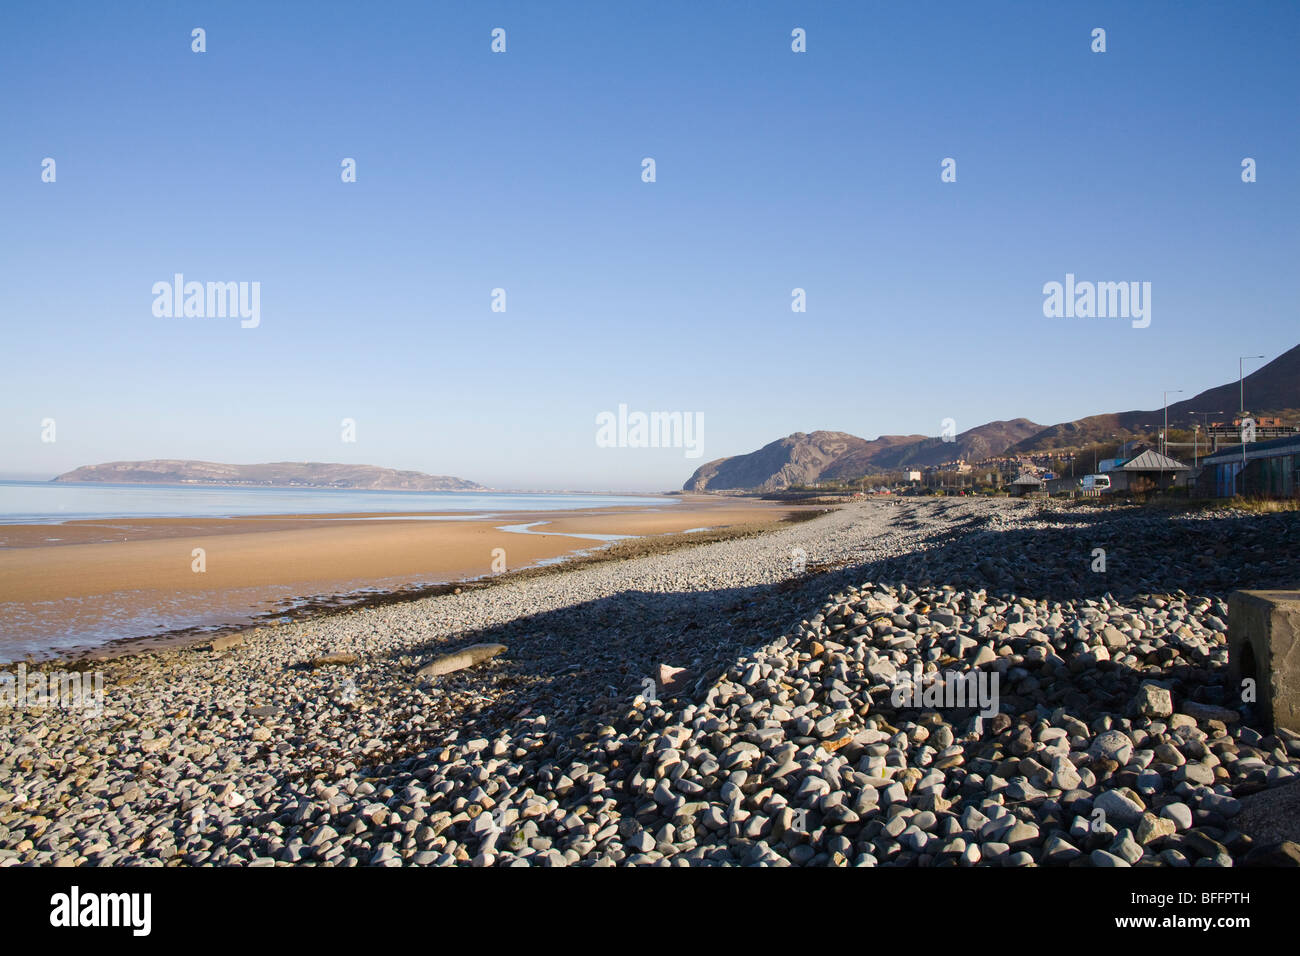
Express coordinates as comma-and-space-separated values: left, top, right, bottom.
0, 479, 679, 525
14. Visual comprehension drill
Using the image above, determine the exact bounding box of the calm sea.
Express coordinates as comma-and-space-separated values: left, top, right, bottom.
0, 480, 674, 524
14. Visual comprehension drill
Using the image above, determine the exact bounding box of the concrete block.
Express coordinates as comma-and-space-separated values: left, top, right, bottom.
1229, 590, 1300, 733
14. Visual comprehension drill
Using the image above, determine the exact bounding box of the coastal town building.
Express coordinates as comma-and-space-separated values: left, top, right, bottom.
1205, 415, 1298, 446
1194, 434, 1300, 498
1104, 449, 1190, 493
1007, 472, 1045, 497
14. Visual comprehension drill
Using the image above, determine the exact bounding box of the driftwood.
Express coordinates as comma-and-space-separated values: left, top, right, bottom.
417, 643, 507, 678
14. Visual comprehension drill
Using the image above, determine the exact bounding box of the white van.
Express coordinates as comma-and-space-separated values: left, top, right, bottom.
1081, 474, 1111, 492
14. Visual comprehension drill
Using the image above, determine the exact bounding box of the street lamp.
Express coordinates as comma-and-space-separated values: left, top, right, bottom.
1163, 390, 1183, 458
1198, 410, 1225, 455
1232, 355, 1266, 498
1193, 411, 1224, 464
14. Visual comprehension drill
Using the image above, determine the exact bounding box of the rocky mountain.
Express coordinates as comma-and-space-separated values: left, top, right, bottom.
682, 432, 883, 493
53, 460, 483, 492
685, 343, 1300, 492
683, 420, 1043, 492
1009, 343, 1300, 454
813, 434, 933, 480
842, 419, 1045, 473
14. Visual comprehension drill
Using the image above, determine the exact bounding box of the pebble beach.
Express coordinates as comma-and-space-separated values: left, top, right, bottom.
3, 497, 1299, 867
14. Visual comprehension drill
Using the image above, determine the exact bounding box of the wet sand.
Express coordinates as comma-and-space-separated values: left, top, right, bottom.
0, 496, 789, 661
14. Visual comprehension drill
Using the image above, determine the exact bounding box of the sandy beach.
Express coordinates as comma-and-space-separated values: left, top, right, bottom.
0, 495, 794, 660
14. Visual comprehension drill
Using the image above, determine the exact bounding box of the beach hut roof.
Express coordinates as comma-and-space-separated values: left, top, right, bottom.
1009, 472, 1043, 486
1121, 450, 1189, 471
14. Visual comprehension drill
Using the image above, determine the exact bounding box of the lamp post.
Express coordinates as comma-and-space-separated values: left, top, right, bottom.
1161, 392, 1181, 491
1162, 390, 1182, 459
1192, 410, 1225, 467
1239, 355, 1264, 416
1196, 410, 1224, 454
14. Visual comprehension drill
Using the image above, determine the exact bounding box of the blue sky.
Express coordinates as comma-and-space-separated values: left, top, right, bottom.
3, 1, 1298, 490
